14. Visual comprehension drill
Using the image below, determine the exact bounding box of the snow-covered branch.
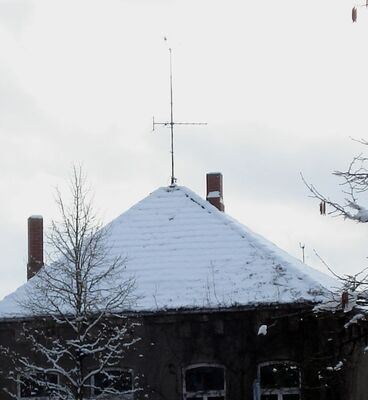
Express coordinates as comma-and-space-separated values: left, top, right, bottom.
301, 173, 368, 223
301, 140, 368, 222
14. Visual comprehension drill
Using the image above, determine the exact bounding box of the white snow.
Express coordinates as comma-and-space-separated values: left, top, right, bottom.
0, 185, 337, 318
258, 325, 268, 336
315, 290, 357, 313
354, 208, 368, 222
333, 361, 343, 371
344, 313, 365, 329
345, 200, 368, 223
207, 191, 221, 199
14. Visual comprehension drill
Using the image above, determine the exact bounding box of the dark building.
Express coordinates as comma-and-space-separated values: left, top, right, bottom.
0, 174, 366, 400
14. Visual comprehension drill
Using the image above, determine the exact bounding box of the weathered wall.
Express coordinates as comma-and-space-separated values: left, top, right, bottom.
134, 306, 349, 400
0, 305, 364, 400
341, 322, 368, 400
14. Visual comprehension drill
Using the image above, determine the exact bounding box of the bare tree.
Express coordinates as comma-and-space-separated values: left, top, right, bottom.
302, 139, 368, 223
302, 139, 368, 310
1, 167, 139, 400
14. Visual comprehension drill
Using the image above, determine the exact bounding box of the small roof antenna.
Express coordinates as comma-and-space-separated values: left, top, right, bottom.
299, 242, 305, 264
153, 39, 207, 186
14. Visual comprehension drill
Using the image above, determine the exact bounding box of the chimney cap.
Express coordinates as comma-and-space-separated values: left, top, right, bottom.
29, 215, 43, 220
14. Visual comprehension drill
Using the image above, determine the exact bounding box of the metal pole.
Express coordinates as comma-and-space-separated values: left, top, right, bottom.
169, 48, 175, 185
299, 242, 305, 263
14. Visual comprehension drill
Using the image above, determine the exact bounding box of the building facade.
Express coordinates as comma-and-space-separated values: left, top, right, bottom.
0, 173, 366, 400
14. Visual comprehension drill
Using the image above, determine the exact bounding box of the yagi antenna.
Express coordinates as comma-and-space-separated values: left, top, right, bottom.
153, 45, 207, 186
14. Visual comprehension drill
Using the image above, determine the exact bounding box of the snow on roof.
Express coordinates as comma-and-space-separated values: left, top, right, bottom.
29, 215, 43, 219
0, 185, 337, 318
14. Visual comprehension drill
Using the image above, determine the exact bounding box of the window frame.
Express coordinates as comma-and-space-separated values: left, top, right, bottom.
183, 363, 226, 400
90, 368, 134, 399
256, 361, 301, 400
17, 372, 59, 400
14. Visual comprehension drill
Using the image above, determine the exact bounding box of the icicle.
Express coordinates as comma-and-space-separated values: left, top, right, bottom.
352, 7, 358, 23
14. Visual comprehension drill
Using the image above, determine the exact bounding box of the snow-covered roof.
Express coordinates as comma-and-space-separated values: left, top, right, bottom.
0, 185, 337, 318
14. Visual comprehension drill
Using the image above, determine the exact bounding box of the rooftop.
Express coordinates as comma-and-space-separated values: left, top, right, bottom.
0, 184, 336, 318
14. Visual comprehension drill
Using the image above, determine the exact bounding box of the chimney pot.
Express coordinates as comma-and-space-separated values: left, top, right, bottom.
27, 216, 44, 280
206, 172, 224, 212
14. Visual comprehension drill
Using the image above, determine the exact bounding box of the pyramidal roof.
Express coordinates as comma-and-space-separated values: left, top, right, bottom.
0, 185, 336, 318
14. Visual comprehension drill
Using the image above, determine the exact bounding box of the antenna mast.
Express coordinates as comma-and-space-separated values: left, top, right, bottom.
153, 44, 207, 186
299, 242, 305, 263
169, 48, 175, 185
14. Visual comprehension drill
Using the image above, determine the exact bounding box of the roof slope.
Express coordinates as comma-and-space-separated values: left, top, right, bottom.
0, 185, 336, 317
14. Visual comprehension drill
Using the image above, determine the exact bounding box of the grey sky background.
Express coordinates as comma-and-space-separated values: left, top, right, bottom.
1, 0, 368, 300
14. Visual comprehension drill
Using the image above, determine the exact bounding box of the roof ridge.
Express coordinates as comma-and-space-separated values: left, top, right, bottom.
176, 185, 265, 252
176, 185, 336, 290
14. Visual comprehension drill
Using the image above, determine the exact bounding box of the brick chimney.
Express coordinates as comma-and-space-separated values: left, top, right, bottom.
206, 173, 224, 212
27, 216, 44, 280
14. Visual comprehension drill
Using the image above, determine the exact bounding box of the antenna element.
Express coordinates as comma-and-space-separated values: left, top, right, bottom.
153, 47, 207, 185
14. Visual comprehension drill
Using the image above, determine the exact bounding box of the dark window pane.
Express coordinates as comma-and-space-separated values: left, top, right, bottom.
20, 373, 57, 398
283, 395, 300, 400
260, 363, 300, 388
186, 366, 224, 392
20, 379, 40, 398
261, 395, 278, 400
94, 370, 132, 395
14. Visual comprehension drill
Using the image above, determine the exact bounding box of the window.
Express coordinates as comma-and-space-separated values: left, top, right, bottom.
18, 373, 58, 399
256, 362, 300, 400
91, 369, 133, 398
183, 364, 226, 400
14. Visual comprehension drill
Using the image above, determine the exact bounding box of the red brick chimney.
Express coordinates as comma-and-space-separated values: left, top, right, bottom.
27, 216, 44, 280
206, 172, 224, 212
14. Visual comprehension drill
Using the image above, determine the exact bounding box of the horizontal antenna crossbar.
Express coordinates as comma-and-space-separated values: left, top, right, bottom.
153, 121, 207, 126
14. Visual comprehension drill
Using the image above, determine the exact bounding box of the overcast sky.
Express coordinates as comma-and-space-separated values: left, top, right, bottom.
1, 0, 368, 300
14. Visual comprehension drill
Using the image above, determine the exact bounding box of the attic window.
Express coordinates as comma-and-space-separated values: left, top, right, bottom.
91, 369, 133, 397
257, 362, 300, 400
18, 373, 58, 398
183, 364, 225, 400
